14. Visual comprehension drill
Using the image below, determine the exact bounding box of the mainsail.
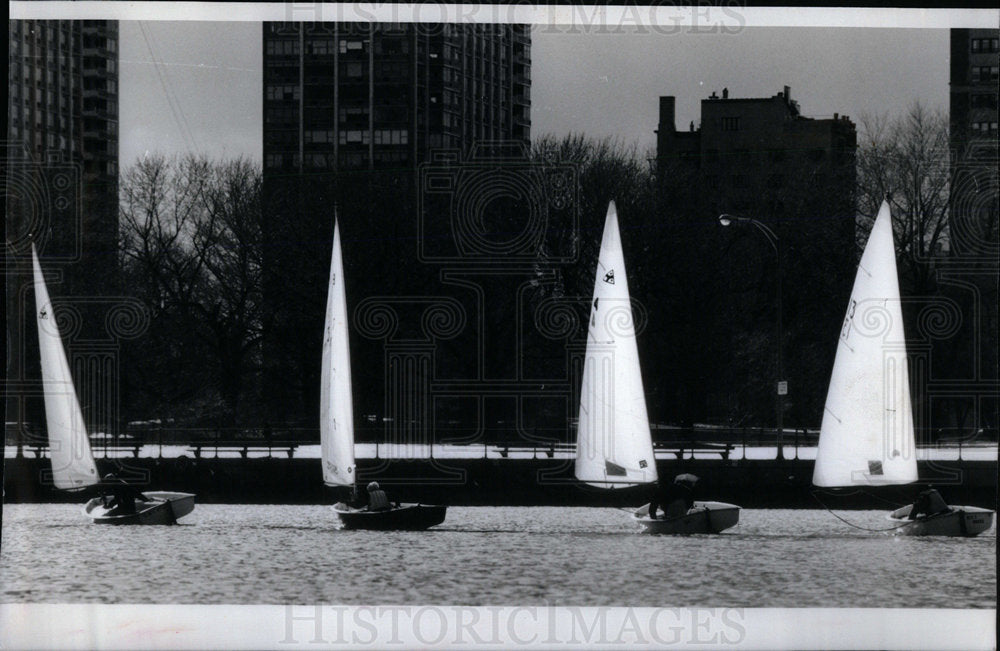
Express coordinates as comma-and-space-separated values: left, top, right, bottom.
32, 243, 99, 490
575, 202, 657, 488
320, 219, 356, 487
813, 201, 918, 487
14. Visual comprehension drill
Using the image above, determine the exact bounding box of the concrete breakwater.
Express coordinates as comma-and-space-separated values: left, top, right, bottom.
4, 456, 997, 509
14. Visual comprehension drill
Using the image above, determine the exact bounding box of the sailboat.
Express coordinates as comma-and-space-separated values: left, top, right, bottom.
813, 201, 994, 537
324, 220, 446, 530
32, 243, 195, 524
575, 202, 740, 534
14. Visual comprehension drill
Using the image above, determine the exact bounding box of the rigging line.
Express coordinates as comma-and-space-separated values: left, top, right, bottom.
145, 22, 198, 153
138, 22, 197, 154
145, 24, 199, 154
860, 488, 911, 508
810, 490, 912, 533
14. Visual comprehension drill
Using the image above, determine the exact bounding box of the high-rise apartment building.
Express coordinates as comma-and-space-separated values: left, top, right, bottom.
947, 29, 998, 438
949, 28, 998, 254
6, 19, 120, 449
260, 22, 532, 425
8, 20, 119, 260
262, 22, 530, 175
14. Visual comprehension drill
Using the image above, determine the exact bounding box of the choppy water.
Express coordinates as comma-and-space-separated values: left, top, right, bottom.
1, 505, 994, 607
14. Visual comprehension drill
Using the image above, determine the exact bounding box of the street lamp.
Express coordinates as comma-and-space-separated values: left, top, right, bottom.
718, 214, 786, 460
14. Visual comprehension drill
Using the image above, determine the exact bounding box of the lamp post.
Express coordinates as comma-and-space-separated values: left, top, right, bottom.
718, 214, 786, 460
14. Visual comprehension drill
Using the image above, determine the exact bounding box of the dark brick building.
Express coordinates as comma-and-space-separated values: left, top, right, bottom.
652, 86, 858, 430
655, 86, 856, 225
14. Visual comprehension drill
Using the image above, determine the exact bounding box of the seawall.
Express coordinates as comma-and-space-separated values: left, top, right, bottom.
4, 456, 997, 509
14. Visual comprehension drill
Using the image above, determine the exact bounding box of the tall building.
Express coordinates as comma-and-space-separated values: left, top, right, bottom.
260, 22, 532, 425
946, 29, 998, 438
949, 29, 998, 254
262, 22, 530, 174
6, 19, 120, 449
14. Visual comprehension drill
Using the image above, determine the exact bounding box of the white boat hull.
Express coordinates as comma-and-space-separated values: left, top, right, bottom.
84, 492, 196, 525
887, 504, 994, 537
633, 501, 741, 534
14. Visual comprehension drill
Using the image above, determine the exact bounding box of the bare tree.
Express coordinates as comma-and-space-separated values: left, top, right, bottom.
857, 102, 951, 296
119, 155, 264, 425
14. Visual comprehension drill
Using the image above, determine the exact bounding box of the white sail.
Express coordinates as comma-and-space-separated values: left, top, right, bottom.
575, 202, 658, 488
813, 201, 918, 487
32, 244, 99, 490
320, 219, 356, 487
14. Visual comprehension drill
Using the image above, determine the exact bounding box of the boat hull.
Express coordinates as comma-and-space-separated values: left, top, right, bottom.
633, 501, 741, 534
84, 492, 196, 525
887, 504, 994, 537
333, 503, 447, 530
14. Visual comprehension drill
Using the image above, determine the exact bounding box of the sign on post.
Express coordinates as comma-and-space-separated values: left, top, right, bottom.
777, 381, 788, 396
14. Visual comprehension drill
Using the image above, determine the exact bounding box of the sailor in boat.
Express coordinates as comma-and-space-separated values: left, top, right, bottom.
365, 481, 392, 512
100, 473, 146, 515
908, 486, 951, 520
648, 474, 697, 520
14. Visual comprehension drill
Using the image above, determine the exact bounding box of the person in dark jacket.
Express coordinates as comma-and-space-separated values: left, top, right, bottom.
648, 477, 696, 520
908, 486, 951, 520
366, 481, 392, 512
101, 473, 146, 514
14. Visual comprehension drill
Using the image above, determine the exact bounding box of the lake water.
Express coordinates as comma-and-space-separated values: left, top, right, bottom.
1, 504, 995, 608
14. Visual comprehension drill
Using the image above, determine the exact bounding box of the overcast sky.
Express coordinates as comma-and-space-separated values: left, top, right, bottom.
113, 15, 982, 167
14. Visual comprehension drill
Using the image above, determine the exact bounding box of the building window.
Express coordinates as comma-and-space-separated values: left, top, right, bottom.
339, 151, 366, 169
972, 66, 999, 82
374, 150, 410, 167
304, 130, 335, 144
339, 106, 369, 123
306, 39, 335, 55
305, 153, 332, 168
344, 62, 364, 78
971, 38, 1000, 53
266, 40, 300, 56
339, 130, 370, 145
375, 60, 407, 80
971, 121, 998, 134
339, 39, 367, 54
266, 85, 300, 101
721, 116, 740, 131
971, 93, 999, 110
375, 38, 408, 55
373, 129, 409, 145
